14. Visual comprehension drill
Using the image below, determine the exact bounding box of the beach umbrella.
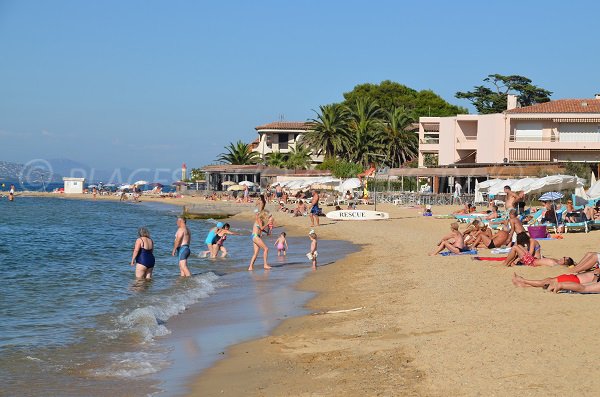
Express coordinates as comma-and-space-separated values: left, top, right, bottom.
525, 175, 584, 195
539, 191, 564, 201
172, 181, 186, 186
338, 178, 362, 192
104, 183, 116, 187
239, 181, 255, 187
539, 191, 563, 227
150, 183, 163, 187
134, 180, 148, 186
222, 181, 236, 186
119, 184, 131, 189
227, 184, 245, 191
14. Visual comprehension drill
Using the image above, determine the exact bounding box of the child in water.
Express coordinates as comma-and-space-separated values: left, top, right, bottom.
307, 229, 318, 268
267, 214, 274, 235
274, 232, 288, 256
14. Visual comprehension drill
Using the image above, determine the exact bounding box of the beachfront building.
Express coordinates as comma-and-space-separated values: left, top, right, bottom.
63, 177, 85, 194
418, 95, 600, 167
252, 121, 324, 165
200, 164, 332, 191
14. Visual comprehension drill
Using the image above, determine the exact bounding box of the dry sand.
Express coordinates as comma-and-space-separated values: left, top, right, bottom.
22, 193, 600, 395
186, 203, 600, 396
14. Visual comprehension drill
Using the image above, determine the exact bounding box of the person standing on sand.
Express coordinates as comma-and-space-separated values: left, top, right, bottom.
172, 217, 192, 277
309, 190, 320, 227
453, 180, 462, 205
8, 184, 15, 201
503, 186, 523, 210
248, 211, 271, 271
130, 227, 155, 280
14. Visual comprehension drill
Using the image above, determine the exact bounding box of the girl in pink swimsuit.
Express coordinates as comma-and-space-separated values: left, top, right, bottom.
274, 232, 288, 256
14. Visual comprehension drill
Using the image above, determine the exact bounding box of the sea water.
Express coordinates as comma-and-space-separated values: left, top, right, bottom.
0, 197, 355, 396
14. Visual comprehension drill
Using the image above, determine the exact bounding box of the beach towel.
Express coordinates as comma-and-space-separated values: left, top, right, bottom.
440, 249, 478, 256
434, 215, 454, 219
558, 290, 600, 295
472, 256, 507, 261
536, 237, 557, 240
491, 248, 512, 254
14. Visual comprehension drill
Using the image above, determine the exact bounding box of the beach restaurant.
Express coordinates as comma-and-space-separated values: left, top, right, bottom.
200, 164, 333, 191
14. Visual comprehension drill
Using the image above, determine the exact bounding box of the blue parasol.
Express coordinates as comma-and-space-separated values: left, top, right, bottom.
539, 192, 564, 201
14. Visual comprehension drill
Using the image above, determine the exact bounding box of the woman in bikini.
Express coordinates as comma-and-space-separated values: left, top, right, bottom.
248, 211, 271, 270
504, 233, 563, 267
130, 227, 156, 280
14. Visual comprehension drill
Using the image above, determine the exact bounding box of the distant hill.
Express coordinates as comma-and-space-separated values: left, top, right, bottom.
1, 159, 177, 185
0, 160, 62, 183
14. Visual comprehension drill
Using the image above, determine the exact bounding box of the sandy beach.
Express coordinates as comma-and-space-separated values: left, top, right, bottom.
182, 202, 599, 396
20, 193, 600, 395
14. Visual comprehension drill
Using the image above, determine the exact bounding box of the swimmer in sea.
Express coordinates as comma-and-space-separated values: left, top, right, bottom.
274, 232, 288, 256
130, 227, 155, 280
172, 216, 192, 277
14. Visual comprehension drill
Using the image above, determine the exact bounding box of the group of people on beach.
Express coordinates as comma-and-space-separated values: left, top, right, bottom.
430, 185, 600, 294
130, 206, 320, 280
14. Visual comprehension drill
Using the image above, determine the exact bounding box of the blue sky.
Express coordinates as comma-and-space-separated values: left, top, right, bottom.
1, 0, 599, 170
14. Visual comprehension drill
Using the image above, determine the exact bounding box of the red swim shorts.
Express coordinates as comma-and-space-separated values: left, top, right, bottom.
556, 274, 580, 284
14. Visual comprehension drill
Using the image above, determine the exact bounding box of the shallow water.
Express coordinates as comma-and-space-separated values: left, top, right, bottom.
0, 197, 356, 396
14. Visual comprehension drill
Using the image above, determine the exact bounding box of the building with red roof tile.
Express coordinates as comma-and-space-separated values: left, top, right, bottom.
418, 94, 600, 167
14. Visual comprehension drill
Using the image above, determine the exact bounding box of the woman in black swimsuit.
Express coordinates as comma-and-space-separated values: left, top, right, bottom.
130, 227, 156, 280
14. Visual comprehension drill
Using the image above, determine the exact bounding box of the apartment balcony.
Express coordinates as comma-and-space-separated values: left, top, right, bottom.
456, 135, 477, 150
419, 137, 440, 152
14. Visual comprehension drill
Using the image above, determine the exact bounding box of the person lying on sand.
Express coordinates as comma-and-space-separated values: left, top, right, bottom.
485, 205, 499, 221
568, 252, 600, 273
512, 266, 585, 290
429, 222, 469, 255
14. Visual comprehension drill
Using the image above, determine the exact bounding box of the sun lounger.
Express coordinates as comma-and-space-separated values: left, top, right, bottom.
564, 220, 592, 233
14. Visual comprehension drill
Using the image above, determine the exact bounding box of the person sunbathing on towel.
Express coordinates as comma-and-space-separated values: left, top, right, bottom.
503, 232, 552, 267
512, 265, 585, 290
453, 203, 475, 215
467, 224, 493, 248
567, 252, 600, 273
469, 228, 510, 250
429, 222, 469, 255
485, 205, 499, 221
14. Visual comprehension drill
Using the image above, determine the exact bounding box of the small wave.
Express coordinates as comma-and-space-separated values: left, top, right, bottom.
117, 272, 221, 342
91, 351, 169, 378
26, 356, 43, 362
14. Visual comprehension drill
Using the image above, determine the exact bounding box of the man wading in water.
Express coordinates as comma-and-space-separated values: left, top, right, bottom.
172, 217, 192, 277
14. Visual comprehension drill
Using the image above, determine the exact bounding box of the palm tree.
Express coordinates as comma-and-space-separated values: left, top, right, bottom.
217, 140, 260, 165
266, 151, 288, 168
286, 144, 312, 170
346, 98, 384, 166
380, 107, 418, 167
302, 104, 350, 159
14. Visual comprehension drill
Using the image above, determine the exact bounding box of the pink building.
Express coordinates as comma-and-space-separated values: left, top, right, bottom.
418, 95, 600, 167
